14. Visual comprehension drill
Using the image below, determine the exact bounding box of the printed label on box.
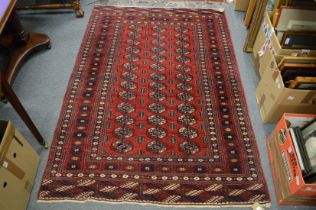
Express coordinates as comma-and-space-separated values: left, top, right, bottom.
288, 96, 295, 100
282, 151, 292, 181
2, 161, 8, 168
278, 129, 287, 145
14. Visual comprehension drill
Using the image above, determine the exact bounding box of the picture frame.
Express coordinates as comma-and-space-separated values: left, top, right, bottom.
289, 127, 310, 173
287, 0, 316, 8
279, 62, 316, 73
243, 0, 268, 52
272, 0, 289, 26
281, 68, 316, 85
243, 0, 257, 27
273, 7, 316, 32
289, 125, 316, 183
288, 76, 316, 90
280, 32, 316, 50
301, 120, 316, 183
278, 56, 316, 69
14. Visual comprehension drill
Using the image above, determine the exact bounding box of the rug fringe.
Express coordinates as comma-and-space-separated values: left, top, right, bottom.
37, 199, 270, 208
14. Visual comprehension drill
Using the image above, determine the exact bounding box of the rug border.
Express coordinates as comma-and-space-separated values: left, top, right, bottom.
220, 8, 272, 204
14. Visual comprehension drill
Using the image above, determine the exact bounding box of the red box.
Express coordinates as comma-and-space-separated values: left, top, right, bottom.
266, 113, 316, 205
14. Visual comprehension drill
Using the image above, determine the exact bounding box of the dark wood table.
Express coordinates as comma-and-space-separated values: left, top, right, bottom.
0, 0, 50, 148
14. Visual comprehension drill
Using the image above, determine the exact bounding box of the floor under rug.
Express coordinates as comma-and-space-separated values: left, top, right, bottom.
38, 5, 270, 207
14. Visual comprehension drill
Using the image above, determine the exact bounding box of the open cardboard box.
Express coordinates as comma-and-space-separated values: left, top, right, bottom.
0, 120, 40, 210
255, 58, 316, 123
257, 47, 316, 78
252, 12, 316, 64
257, 46, 279, 77
266, 113, 316, 205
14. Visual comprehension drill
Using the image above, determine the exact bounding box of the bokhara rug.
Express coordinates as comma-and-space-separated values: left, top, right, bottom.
38, 6, 270, 206
119, 0, 226, 2
103, 0, 226, 2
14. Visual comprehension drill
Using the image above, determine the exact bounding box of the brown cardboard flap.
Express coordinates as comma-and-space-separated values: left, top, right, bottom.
0, 122, 14, 166
301, 92, 316, 104
2, 158, 25, 179
24, 180, 32, 193
259, 94, 266, 107
0, 169, 31, 210
0, 122, 27, 180
272, 70, 279, 82
270, 93, 275, 101
13, 135, 23, 147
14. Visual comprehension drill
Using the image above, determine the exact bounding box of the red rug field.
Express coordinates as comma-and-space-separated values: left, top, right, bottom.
38, 6, 270, 206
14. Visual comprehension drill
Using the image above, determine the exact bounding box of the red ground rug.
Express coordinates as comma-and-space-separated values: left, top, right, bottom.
38, 6, 270, 206
164, 0, 226, 2
131, 0, 226, 2
113, 0, 226, 2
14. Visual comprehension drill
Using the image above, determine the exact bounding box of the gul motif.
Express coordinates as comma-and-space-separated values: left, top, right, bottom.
117, 102, 135, 114
148, 103, 166, 114
147, 127, 167, 139
148, 115, 167, 126
149, 82, 166, 91
112, 140, 133, 153
178, 115, 196, 126
119, 91, 136, 100
114, 127, 134, 138
147, 140, 167, 154
179, 141, 200, 155
150, 73, 166, 81
115, 115, 135, 125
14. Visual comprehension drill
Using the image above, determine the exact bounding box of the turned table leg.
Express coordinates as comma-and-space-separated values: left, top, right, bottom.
1, 76, 48, 148
72, 0, 84, 18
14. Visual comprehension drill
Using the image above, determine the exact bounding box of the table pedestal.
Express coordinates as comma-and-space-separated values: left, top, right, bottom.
0, 10, 50, 147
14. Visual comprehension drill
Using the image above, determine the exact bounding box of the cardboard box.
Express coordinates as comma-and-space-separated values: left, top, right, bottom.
0, 121, 40, 210
257, 46, 279, 77
255, 63, 316, 123
252, 12, 316, 63
267, 125, 316, 205
257, 47, 316, 78
266, 113, 316, 205
234, 0, 250, 11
